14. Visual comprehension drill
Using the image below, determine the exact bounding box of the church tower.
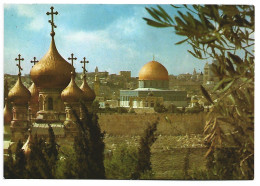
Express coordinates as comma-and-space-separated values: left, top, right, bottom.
30, 7, 74, 122
80, 57, 96, 111
95, 66, 99, 74
203, 62, 209, 85
94, 74, 100, 97
61, 70, 84, 138
8, 54, 31, 141
28, 57, 39, 120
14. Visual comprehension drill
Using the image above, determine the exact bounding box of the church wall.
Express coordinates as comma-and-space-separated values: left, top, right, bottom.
164, 101, 188, 107
98, 112, 206, 136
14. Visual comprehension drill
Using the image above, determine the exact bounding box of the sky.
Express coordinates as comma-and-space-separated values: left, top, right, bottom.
4, 4, 209, 77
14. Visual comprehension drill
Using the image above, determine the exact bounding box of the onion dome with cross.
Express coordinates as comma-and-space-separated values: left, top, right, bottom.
30, 6, 74, 89
28, 57, 39, 105
8, 54, 31, 105
80, 57, 96, 102
61, 54, 84, 103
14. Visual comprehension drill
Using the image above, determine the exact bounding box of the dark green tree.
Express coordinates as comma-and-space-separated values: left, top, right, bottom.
72, 103, 105, 179
132, 120, 159, 179
4, 147, 15, 178
144, 5, 254, 179
14, 140, 27, 178
92, 100, 100, 113
26, 135, 51, 178
154, 102, 167, 113
104, 143, 138, 179
45, 124, 59, 177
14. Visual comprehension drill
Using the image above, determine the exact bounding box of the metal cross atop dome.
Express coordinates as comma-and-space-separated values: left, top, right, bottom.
153, 54, 155, 61
46, 6, 58, 37
80, 57, 89, 74
68, 53, 77, 67
15, 54, 24, 75
30, 57, 39, 67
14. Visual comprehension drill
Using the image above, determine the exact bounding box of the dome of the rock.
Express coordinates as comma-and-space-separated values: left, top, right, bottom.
139, 61, 169, 81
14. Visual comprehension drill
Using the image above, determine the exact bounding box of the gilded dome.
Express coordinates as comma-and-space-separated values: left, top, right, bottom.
4, 99, 12, 124
61, 73, 84, 103
28, 83, 39, 104
139, 61, 169, 81
8, 76, 31, 105
22, 131, 32, 156
80, 76, 96, 102
30, 37, 74, 89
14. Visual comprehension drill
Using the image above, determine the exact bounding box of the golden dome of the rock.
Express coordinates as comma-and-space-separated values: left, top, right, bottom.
61, 73, 84, 103
8, 76, 31, 105
80, 76, 96, 102
28, 83, 39, 104
4, 99, 12, 124
30, 37, 74, 89
139, 61, 169, 81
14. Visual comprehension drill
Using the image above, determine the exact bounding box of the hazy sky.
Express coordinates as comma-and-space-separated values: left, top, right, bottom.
4, 4, 207, 77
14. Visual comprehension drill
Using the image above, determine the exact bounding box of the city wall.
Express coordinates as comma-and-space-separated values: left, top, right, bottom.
98, 112, 206, 136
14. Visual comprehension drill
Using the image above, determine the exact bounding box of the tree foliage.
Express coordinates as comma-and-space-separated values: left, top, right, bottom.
4, 125, 59, 179
104, 143, 138, 179
72, 103, 106, 179
144, 5, 254, 179
132, 119, 159, 179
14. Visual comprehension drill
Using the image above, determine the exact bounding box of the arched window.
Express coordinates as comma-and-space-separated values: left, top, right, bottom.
48, 97, 53, 110
150, 101, 155, 107
39, 95, 43, 110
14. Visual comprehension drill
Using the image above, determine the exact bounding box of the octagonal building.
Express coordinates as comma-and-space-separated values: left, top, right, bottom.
120, 60, 187, 108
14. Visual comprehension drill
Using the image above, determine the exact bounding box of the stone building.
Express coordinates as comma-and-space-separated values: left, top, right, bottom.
203, 61, 219, 86
120, 60, 187, 108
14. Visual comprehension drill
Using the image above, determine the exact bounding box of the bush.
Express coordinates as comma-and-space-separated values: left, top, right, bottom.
104, 144, 138, 179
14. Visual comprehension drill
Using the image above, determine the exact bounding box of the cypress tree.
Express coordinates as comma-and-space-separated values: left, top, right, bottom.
14, 140, 27, 178
45, 124, 59, 177
132, 119, 159, 179
26, 135, 51, 178
4, 147, 15, 178
72, 102, 105, 179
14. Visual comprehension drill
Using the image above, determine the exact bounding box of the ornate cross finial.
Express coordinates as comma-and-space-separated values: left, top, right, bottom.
153, 54, 155, 61
30, 57, 39, 66
80, 57, 89, 75
46, 6, 58, 37
68, 53, 77, 67
15, 54, 24, 76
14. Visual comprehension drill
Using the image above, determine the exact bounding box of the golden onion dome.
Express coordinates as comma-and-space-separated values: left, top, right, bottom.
28, 82, 39, 104
80, 76, 96, 102
8, 75, 31, 105
30, 37, 74, 89
4, 99, 12, 124
22, 131, 32, 156
61, 72, 84, 103
139, 61, 169, 81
